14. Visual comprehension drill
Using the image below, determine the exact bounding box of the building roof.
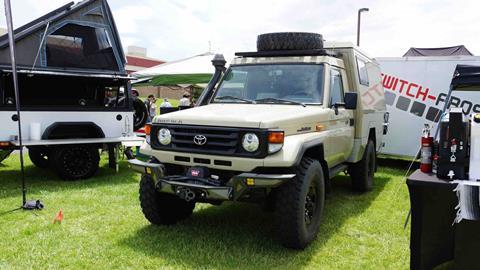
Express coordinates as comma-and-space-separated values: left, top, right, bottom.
403, 45, 473, 57
126, 56, 164, 69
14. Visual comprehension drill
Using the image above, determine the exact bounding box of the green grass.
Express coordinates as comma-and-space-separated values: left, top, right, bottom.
0, 155, 411, 269
139, 97, 179, 115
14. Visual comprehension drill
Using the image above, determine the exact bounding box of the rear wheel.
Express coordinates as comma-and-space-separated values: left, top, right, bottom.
349, 140, 376, 192
28, 146, 50, 168
139, 175, 195, 225
53, 145, 100, 180
0, 150, 12, 163
274, 157, 325, 249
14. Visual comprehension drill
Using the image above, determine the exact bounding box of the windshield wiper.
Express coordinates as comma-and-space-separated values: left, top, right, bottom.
255, 97, 306, 107
215, 95, 256, 104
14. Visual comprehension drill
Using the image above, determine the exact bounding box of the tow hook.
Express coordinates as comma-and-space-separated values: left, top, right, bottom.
176, 187, 196, 202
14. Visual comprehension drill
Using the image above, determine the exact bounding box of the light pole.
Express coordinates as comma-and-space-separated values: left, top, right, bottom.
357, 8, 369, 47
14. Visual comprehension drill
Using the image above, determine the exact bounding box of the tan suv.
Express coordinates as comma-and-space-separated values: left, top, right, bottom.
129, 32, 388, 249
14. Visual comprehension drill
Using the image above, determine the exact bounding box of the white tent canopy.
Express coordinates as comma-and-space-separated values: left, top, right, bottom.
133, 52, 221, 78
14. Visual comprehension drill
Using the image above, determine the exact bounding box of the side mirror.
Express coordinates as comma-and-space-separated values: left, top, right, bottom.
344, 92, 357, 110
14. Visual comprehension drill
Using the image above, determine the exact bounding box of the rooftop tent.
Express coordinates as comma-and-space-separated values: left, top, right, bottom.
451, 65, 480, 91
403, 45, 473, 57
0, 0, 126, 74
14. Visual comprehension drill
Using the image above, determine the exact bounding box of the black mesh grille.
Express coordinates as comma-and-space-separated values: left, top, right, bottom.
151, 124, 268, 158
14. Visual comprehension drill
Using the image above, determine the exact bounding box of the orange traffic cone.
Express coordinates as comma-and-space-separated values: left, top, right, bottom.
53, 209, 63, 224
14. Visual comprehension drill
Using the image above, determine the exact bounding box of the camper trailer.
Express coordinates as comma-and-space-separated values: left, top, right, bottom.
377, 48, 480, 157
0, 0, 147, 180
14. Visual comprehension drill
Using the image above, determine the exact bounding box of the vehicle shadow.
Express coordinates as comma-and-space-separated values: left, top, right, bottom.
120, 174, 390, 269
0, 158, 139, 200
378, 158, 419, 171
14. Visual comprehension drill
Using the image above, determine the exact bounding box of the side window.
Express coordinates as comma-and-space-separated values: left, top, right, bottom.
46, 23, 118, 70
329, 69, 344, 106
356, 57, 369, 86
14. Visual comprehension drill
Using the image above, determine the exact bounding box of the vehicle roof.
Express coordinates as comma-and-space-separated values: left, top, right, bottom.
324, 41, 373, 60
231, 55, 345, 69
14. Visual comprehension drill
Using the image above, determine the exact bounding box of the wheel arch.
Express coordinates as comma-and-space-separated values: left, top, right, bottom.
294, 142, 330, 191
42, 122, 105, 140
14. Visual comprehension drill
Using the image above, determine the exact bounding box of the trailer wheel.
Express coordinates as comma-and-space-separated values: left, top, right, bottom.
28, 146, 50, 168
274, 157, 325, 249
139, 174, 195, 225
349, 140, 376, 192
133, 98, 148, 131
0, 150, 12, 164
53, 145, 100, 180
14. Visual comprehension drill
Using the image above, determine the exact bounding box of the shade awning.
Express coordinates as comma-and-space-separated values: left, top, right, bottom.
451, 65, 480, 91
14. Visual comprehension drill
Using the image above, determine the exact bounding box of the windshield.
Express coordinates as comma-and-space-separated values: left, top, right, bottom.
213, 64, 324, 105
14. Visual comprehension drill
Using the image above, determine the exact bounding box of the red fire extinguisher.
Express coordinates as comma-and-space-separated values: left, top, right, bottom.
420, 124, 434, 173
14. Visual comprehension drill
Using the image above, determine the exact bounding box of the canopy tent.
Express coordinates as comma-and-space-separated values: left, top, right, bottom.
404, 45, 473, 57
132, 52, 220, 86
451, 65, 480, 91
0, 0, 126, 75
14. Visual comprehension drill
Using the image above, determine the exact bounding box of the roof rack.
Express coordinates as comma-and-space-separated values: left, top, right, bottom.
235, 49, 338, 58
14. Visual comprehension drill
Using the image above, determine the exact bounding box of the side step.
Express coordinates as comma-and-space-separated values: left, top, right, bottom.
329, 164, 348, 179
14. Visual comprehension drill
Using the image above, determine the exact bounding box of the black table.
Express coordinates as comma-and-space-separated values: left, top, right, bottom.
407, 169, 480, 270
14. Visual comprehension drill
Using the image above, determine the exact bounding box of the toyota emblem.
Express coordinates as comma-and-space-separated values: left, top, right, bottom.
193, 135, 207, 146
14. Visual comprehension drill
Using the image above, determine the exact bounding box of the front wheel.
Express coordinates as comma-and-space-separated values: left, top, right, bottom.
52, 145, 100, 180
349, 140, 376, 192
139, 175, 195, 225
28, 146, 50, 168
274, 157, 325, 249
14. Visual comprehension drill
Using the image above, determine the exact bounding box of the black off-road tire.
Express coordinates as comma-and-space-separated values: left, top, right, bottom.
53, 145, 100, 180
139, 175, 195, 225
257, 32, 324, 51
28, 146, 50, 168
349, 140, 376, 192
274, 157, 325, 249
0, 150, 12, 164
133, 97, 148, 131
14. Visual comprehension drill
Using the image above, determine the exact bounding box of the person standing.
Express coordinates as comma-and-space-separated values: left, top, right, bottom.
149, 96, 157, 120
179, 94, 191, 107
144, 95, 153, 122
160, 98, 172, 108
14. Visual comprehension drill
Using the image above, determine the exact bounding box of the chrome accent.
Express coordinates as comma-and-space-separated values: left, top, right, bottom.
193, 134, 207, 146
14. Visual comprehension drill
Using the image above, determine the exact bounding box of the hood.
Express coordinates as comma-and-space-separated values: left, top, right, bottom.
153, 104, 329, 132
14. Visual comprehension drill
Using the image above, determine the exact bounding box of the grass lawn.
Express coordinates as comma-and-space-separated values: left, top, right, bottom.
139, 97, 179, 116
0, 155, 411, 269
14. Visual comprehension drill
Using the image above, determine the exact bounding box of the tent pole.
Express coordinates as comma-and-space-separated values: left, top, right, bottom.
4, 0, 27, 206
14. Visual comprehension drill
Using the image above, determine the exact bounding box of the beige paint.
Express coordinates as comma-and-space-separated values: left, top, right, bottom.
144, 43, 386, 172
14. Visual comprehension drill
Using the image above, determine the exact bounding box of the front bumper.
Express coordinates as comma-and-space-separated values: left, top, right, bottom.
128, 159, 295, 201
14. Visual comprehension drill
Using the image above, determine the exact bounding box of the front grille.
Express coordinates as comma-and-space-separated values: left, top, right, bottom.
171, 126, 239, 154
151, 124, 268, 158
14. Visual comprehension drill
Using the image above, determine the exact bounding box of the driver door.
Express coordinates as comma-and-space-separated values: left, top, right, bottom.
327, 68, 354, 165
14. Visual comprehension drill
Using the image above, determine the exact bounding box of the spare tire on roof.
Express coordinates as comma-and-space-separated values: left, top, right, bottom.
257, 32, 323, 51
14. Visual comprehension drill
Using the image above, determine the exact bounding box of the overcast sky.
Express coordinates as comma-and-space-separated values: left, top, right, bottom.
0, 0, 478, 61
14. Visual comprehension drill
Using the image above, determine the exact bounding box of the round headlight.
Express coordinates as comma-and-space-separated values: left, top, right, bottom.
158, 128, 172, 145
242, 133, 259, 152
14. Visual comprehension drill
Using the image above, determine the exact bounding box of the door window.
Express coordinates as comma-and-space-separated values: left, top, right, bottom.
329, 69, 344, 106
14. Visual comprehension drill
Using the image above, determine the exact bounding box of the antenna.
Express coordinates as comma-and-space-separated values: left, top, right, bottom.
4, 0, 43, 211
